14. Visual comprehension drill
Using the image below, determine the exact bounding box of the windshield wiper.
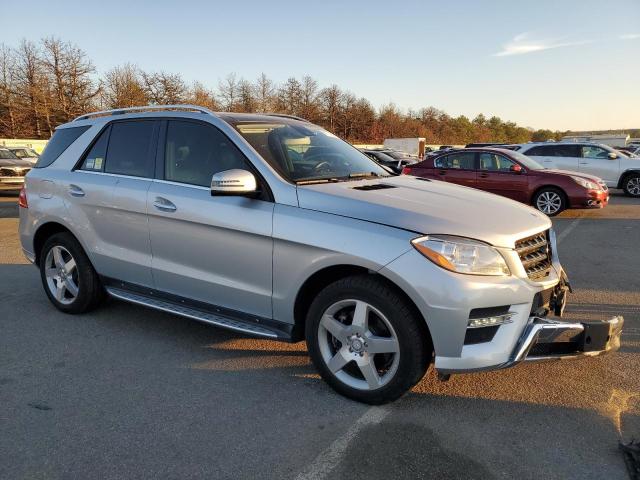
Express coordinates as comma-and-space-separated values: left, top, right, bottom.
295, 177, 341, 185
348, 172, 381, 179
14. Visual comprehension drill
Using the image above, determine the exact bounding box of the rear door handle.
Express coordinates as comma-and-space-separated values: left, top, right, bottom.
479, 173, 489, 178
438, 170, 446, 175
579, 162, 588, 165
68, 184, 85, 197
153, 197, 177, 212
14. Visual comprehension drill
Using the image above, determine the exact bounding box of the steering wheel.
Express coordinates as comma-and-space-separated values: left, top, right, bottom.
314, 161, 332, 172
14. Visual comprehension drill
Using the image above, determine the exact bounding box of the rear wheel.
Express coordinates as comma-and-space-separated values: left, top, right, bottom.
533, 187, 566, 216
623, 174, 640, 197
40, 232, 104, 313
305, 275, 432, 404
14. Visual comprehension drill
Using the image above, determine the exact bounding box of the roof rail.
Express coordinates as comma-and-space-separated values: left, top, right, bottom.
72, 104, 217, 122
265, 113, 309, 123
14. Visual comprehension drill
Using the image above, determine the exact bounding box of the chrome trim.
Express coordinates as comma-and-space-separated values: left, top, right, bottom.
153, 179, 209, 191
73, 104, 217, 122
73, 170, 153, 181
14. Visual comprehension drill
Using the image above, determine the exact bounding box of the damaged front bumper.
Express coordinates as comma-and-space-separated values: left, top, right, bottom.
507, 315, 624, 366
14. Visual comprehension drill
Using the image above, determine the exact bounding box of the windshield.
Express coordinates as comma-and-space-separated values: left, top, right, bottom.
508, 150, 544, 170
0, 149, 18, 160
233, 121, 388, 182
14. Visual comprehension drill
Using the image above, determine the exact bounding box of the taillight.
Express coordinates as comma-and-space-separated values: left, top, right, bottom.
18, 185, 28, 208
401, 167, 412, 175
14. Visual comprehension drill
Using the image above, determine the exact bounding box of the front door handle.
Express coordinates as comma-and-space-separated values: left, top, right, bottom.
68, 184, 85, 197
438, 170, 446, 175
153, 197, 177, 212
479, 173, 489, 178
579, 162, 588, 165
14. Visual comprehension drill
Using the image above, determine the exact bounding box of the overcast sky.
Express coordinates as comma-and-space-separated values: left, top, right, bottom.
2, 0, 639, 131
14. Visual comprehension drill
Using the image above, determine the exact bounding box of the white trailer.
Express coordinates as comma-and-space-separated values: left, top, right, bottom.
383, 138, 426, 158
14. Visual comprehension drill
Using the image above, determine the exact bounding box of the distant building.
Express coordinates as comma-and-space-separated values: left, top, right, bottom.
561, 134, 630, 148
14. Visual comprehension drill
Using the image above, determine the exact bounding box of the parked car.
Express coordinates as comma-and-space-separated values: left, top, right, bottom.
465, 143, 507, 148
0, 148, 31, 191
619, 146, 640, 157
511, 142, 640, 197
19, 105, 623, 404
361, 149, 416, 173
402, 147, 608, 216
7, 146, 40, 166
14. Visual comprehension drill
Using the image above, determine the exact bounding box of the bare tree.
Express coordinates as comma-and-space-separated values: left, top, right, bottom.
253, 73, 274, 113
101, 64, 147, 108
189, 81, 218, 110
0, 44, 18, 137
218, 73, 239, 111
141, 71, 187, 105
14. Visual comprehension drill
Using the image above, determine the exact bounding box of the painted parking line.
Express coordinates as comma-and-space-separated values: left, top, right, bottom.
295, 406, 391, 480
555, 217, 582, 245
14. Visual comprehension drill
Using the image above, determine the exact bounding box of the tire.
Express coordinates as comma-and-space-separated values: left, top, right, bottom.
533, 187, 566, 216
39, 232, 104, 314
305, 275, 432, 404
623, 173, 640, 197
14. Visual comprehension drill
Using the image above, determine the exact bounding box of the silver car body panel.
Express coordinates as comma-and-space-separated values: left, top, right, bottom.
21, 108, 600, 375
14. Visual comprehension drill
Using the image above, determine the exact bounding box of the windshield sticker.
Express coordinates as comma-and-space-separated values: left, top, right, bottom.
86, 159, 95, 169
94, 157, 103, 169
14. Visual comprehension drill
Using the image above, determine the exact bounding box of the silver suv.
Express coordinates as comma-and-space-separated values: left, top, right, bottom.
18, 105, 623, 404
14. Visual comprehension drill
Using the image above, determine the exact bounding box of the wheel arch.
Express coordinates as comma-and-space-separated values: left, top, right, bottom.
530, 184, 568, 206
292, 264, 431, 345
618, 169, 640, 189
33, 221, 77, 267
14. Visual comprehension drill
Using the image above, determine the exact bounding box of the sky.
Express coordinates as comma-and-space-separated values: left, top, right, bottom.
1, 0, 639, 131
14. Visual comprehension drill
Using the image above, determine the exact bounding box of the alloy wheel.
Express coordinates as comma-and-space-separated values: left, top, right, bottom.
627, 177, 640, 196
44, 245, 79, 305
536, 191, 562, 215
317, 299, 400, 391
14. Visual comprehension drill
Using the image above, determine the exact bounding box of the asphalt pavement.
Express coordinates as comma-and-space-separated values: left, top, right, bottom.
0, 191, 638, 479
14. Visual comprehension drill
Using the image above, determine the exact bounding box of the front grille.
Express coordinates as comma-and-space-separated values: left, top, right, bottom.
516, 231, 551, 281
0, 167, 29, 177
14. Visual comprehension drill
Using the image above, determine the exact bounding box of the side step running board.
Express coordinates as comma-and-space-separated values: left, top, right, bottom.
106, 287, 281, 339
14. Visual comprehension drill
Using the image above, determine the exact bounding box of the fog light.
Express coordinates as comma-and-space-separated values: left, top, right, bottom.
467, 313, 515, 329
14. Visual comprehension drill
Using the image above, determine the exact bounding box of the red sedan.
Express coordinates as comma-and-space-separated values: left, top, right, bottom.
402, 147, 609, 216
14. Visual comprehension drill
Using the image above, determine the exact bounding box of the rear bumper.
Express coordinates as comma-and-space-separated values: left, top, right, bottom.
439, 315, 624, 374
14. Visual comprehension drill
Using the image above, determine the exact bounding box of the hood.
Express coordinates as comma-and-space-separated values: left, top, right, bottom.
297, 175, 551, 248
0, 158, 32, 168
540, 169, 603, 183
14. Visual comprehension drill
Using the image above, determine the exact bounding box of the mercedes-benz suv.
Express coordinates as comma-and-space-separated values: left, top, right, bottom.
18, 105, 623, 404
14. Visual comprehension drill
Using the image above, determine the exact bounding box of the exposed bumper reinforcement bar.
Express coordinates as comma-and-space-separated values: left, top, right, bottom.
510, 315, 624, 366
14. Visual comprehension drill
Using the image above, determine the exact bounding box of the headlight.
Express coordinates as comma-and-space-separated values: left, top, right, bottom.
411, 235, 510, 276
571, 176, 600, 190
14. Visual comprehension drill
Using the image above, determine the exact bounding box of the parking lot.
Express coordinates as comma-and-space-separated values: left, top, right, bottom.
1, 192, 638, 480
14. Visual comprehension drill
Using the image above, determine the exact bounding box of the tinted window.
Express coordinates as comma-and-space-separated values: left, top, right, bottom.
104, 121, 155, 177
35, 126, 90, 168
165, 120, 249, 187
0, 149, 18, 159
581, 145, 609, 159
79, 126, 110, 171
479, 153, 514, 172
435, 152, 475, 169
525, 144, 579, 157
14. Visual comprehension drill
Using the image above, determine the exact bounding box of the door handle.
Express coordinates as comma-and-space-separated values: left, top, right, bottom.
579, 162, 588, 165
153, 197, 177, 212
438, 170, 446, 175
479, 173, 489, 178
68, 184, 85, 197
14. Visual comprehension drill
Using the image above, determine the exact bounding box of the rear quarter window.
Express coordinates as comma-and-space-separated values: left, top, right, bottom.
34, 126, 90, 168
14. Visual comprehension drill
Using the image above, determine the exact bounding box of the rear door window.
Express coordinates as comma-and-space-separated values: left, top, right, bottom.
526, 145, 579, 157
435, 152, 475, 169
104, 121, 156, 177
35, 126, 90, 168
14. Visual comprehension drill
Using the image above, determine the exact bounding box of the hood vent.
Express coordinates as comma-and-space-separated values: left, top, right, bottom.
352, 184, 397, 191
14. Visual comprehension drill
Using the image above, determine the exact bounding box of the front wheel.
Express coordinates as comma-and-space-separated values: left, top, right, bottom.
305, 275, 432, 404
623, 174, 640, 197
533, 187, 566, 216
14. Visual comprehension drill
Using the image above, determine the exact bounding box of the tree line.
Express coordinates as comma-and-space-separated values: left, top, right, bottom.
0, 37, 605, 145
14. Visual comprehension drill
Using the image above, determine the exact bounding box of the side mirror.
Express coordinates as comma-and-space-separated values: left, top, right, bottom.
510, 164, 523, 173
211, 169, 259, 197
608, 152, 618, 160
